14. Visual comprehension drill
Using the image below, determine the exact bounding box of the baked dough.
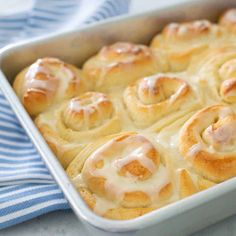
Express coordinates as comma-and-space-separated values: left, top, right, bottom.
67, 132, 173, 220
150, 20, 223, 71
35, 92, 121, 168
83, 42, 166, 91
13, 57, 87, 116
123, 73, 199, 128
188, 46, 236, 105
179, 104, 236, 182
13, 8, 236, 220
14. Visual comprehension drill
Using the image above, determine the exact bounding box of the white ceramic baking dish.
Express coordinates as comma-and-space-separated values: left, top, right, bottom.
1, 0, 236, 235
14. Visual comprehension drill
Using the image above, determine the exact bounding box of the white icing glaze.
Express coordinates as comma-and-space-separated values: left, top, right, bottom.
96, 163, 169, 203
25, 60, 56, 92
29, 79, 57, 92
68, 93, 111, 130
111, 43, 143, 55
165, 23, 179, 36
225, 10, 236, 22
194, 20, 210, 28
224, 78, 235, 87
187, 143, 202, 159
170, 133, 179, 148
138, 75, 163, 104
220, 62, 236, 79
26, 59, 50, 79
69, 99, 92, 113
72, 174, 119, 215
204, 122, 236, 144
169, 83, 186, 104
138, 75, 189, 106
221, 79, 236, 98
144, 75, 158, 91
96, 45, 151, 89
218, 107, 233, 119
83, 135, 170, 203
69, 94, 108, 113
178, 26, 189, 36
114, 145, 157, 174
25, 58, 74, 95
72, 174, 86, 188
93, 195, 118, 215
166, 20, 211, 39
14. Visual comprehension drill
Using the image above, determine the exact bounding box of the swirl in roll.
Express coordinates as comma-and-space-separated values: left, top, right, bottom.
150, 20, 222, 71
67, 132, 173, 220
194, 46, 236, 104
82, 42, 165, 91
156, 120, 216, 200
35, 92, 121, 168
13, 57, 87, 116
123, 74, 197, 128
179, 104, 236, 182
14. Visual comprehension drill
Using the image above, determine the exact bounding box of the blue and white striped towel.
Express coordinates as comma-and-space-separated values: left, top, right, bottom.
0, 0, 130, 229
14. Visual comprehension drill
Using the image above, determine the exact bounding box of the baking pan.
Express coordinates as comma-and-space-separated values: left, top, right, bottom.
1, 0, 236, 235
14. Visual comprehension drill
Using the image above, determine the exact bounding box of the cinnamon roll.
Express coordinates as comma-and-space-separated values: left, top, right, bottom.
82, 42, 165, 91
179, 104, 236, 182
123, 74, 198, 128
67, 132, 173, 220
35, 92, 121, 168
150, 20, 222, 71
191, 46, 236, 104
13, 57, 87, 116
156, 115, 217, 199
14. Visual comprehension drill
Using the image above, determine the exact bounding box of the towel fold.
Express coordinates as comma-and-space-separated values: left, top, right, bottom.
0, 0, 130, 229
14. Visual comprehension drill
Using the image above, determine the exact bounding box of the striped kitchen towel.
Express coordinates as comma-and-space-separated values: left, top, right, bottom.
0, 0, 130, 229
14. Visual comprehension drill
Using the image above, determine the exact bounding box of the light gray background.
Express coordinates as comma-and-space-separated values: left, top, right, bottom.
1, 0, 236, 235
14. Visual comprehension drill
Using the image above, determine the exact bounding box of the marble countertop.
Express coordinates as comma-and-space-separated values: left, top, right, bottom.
2, 0, 236, 235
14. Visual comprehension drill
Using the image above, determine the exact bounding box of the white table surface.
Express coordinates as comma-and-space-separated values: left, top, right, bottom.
1, 0, 236, 235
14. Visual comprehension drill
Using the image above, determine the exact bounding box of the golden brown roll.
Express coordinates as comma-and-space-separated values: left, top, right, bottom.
13, 57, 87, 116
150, 20, 223, 71
155, 117, 216, 200
67, 132, 173, 220
82, 42, 165, 91
219, 9, 236, 33
123, 73, 198, 128
191, 46, 236, 104
179, 104, 236, 182
35, 92, 121, 168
